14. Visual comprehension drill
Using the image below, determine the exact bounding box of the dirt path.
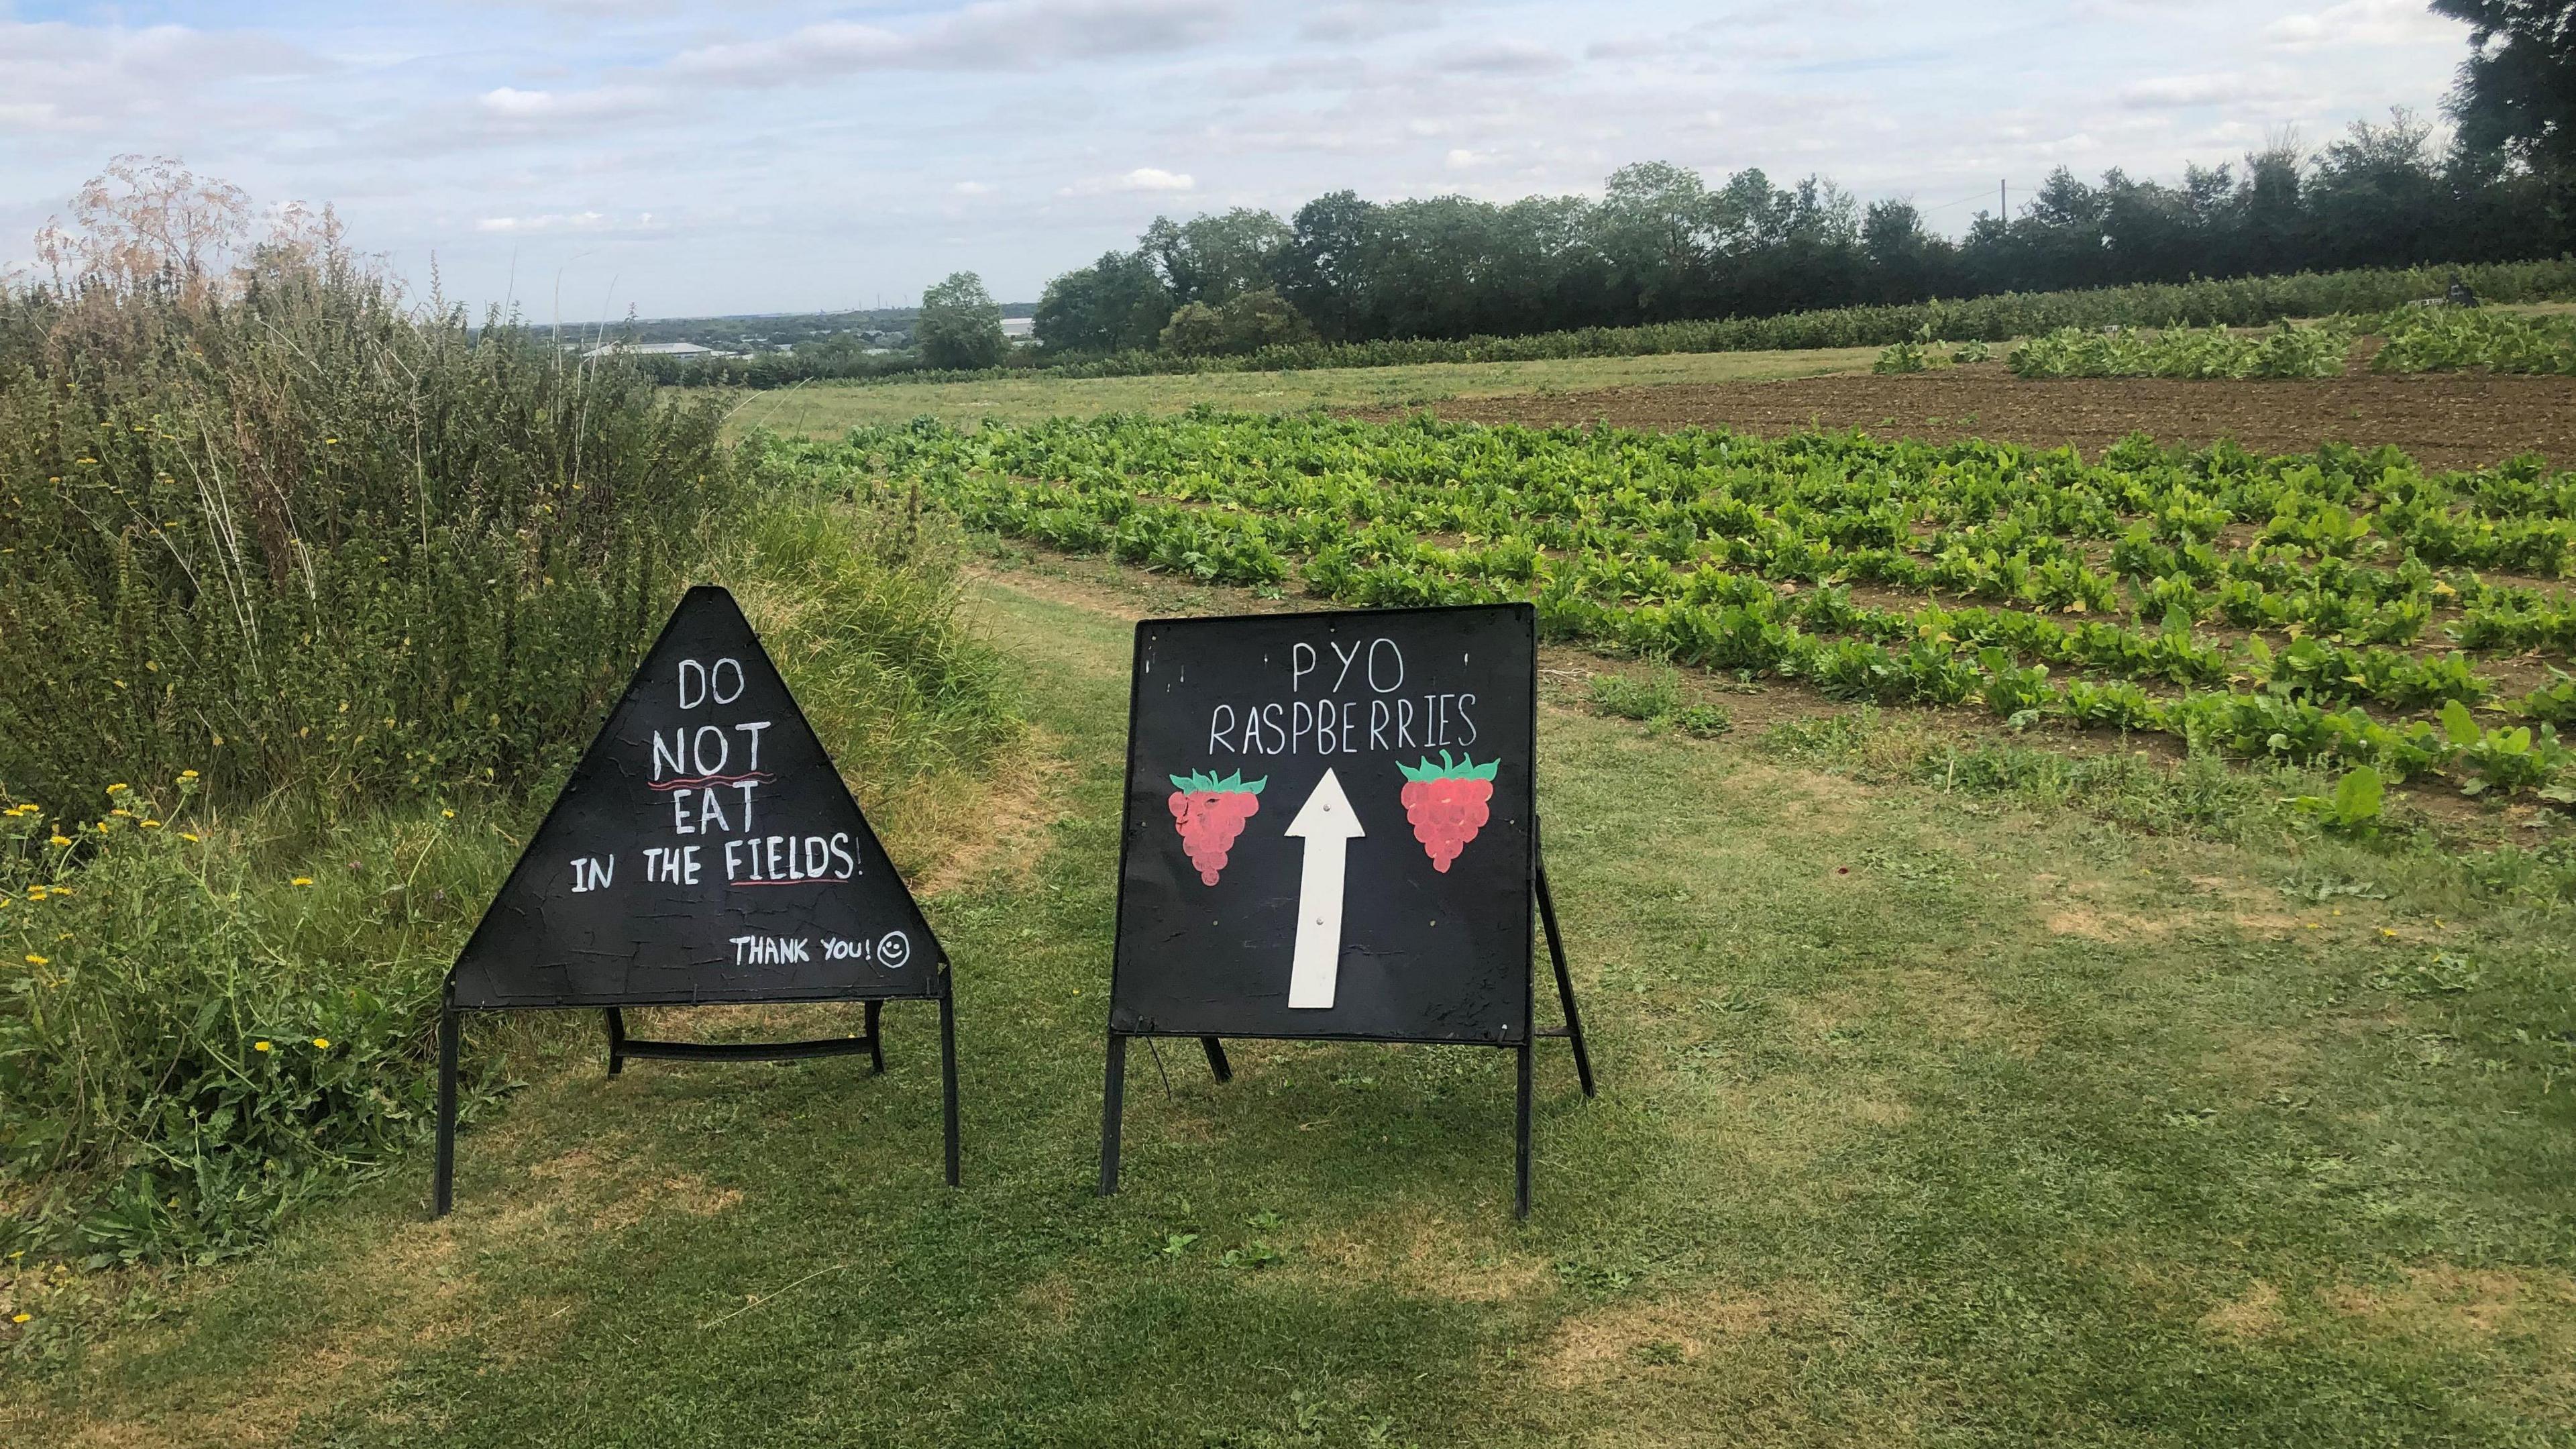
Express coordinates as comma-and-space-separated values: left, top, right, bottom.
1363, 366, 2576, 470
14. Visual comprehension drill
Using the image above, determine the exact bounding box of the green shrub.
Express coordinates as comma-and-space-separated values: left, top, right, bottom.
1672, 702, 1734, 738
1585, 667, 1731, 738
1872, 340, 1930, 374
2290, 765, 2385, 837
1, 780, 511, 1262
1589, 669, 1684, 720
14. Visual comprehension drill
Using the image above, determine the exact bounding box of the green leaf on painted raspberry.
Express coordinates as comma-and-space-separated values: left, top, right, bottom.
1397, 750, 1499, 784
1169, 769, 1267, 794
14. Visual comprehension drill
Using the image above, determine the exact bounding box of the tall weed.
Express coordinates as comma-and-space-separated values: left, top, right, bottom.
0, 232, 734, 820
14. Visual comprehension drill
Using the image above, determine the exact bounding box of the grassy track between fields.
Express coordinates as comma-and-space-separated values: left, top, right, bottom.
5, 569, 2571, 1447
716, 347, 1883, 437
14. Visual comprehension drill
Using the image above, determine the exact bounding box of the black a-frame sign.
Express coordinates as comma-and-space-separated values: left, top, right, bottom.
1098, 603, 1593, 1218
433, 585, 957, 1215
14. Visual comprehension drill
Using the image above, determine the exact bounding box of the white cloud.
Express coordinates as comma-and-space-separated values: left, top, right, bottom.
1298, 2, 1445, 43
952, 180, 998, 195
0, 20, 329, 134
1443, 40, 1569, 76
2264, 0, 2463, 50
672, 0, 1241, 81
476, 86, 662, 125
1055, 166, 1197, 195
2118, 68, 2299, 107
474, 211, 649, 233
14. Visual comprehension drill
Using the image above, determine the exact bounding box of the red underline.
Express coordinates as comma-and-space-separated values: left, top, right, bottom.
649, 771, 775, 792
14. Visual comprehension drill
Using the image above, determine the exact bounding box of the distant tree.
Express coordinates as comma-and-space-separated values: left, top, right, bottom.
1276, 191, 1381, 341
2434, 0, 2576, 170
1034, 137, 2571, 354
1141, 209, 1292, 307
1595, 161, 1715, 321
2306, 109, 2449, 267
1033, 249, 1170, 353
1861, 199, 1957, 303
916, 271, 1004, 370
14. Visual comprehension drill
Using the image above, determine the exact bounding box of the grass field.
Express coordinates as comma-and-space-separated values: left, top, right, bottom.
7, 558, 2571, 1446
718, 347, 1883, 436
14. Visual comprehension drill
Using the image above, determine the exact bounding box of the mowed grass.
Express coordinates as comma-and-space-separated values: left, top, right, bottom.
716, 347, 1883, 436
6, 570, 2573, 1446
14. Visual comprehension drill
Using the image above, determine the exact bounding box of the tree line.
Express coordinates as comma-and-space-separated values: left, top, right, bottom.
1036, 111, 2573, 358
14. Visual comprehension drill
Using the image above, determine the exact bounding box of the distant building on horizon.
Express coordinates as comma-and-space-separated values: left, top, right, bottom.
580, 341, 739, 362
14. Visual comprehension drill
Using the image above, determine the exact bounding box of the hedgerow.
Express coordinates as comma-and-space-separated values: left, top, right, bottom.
667, 258, 2576, 390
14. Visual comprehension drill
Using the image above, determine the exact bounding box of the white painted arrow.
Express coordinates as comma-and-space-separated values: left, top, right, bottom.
1283, 768, 1365, 1010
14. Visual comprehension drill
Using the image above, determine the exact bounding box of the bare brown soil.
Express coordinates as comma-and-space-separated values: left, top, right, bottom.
1365, 366, 2576, 470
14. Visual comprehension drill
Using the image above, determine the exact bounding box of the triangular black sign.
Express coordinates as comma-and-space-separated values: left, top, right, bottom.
447, 586, 943, 1009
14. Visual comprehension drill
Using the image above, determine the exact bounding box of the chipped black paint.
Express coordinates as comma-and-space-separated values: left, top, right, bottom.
1108, 604, 1536, 1044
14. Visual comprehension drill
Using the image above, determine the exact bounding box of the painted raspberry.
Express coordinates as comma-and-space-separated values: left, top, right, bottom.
1398, 751, 1499, 872
1168, 769, 1265, 885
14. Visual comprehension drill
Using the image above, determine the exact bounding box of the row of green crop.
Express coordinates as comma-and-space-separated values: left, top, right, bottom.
2004, 320, 2352, 379
969, 468, 2573, 785
2367, 307, 2576, 374
820, 415, 2576, 619
788, 414, 2576, 797
1994, 307, 2576, 379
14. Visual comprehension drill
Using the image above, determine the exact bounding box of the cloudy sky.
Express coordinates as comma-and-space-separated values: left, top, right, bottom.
0, 0, 2474, 319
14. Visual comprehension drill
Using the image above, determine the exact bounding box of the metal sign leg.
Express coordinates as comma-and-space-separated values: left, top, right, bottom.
1098, 1032, 1128, 1197
1535, 855, 1596, 1099
938, 986, 961, 1187
603, 1007, 627, 1078
433, 1003, 460, 1219
865, 999, 886, 1075
1513, 1039, 1534, 1220
1199, 1035, 1232, 1083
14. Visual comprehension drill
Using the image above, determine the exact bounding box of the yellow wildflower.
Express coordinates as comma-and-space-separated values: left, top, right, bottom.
441, 809, 455, 819
10, 1313, 27, 1324
107, 782, 128, 794
141, 819, 160, 828
254, 1041, 272, 1053
48, 835, 70, 847
313, 1038, 331, 1049
23, 955, 46, 966
291, 877, 313, 886
178, 769, 199, 780
180, 832, 201, 843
